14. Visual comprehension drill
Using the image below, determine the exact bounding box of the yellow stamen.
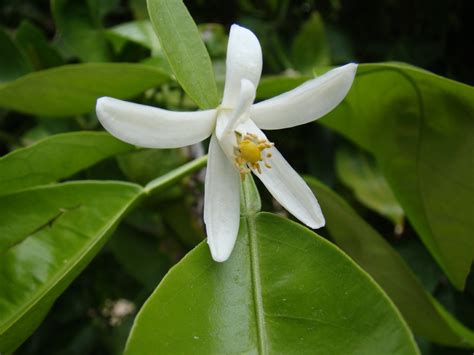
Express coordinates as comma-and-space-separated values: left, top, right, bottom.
234, 133, 273, 178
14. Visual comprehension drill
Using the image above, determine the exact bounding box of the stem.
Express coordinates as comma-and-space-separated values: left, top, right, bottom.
144, 155, 208, 195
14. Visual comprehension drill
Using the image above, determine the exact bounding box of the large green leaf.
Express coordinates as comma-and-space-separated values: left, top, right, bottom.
321, 63, 474, 289
306, 176, 474, 348
147, 0, 219, 109
0, 27, 32, 83
125, 178, 419, 354
335, 146, 404, 231
51, 0, 112, 62
0, 137, 206, 353
0, 132, 133, 196
0, 63, 169, 116
0, 181, 143, 353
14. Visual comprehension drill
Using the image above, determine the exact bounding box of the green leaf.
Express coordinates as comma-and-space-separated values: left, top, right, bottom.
256, 75, 311, 100
0, 151, 206, 352
51, 0, 112, 62
125, 207, 419, 353
15, 20, 64, 70
107, 20, 161, 54
108, 224, 171, 291
0, 181, 143, 353
147, 0, 219, 108
0, 63, 169, 116
335, 146, 404, 231
306, 176, 474, 348
117, 148, 187, 186
321, 63, 474, 290
0, 27, 32, 83
291, 12, 330, 72
0, 131, 133, 196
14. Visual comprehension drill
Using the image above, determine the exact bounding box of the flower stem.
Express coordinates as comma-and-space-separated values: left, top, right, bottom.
144, 155, 208, 195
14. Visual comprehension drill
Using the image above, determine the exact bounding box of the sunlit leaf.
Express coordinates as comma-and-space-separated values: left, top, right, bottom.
0, 63, 169, 116
147, 0, 219, 108
307, 176, 474, 348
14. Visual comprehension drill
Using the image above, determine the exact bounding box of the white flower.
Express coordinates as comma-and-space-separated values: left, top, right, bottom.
96, 24, 357, 262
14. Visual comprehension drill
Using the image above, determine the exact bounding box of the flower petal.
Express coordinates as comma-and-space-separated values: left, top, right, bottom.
222, 25, 262, 108
204, 134, 241, 262
250, 63, 357, 129
238, 120, 325, 228
255, 147, 325, 228
215, 79, 257, 162
96, 97, 216, 148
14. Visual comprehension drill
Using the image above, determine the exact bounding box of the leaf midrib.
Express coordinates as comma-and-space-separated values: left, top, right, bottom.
242, 183, 268, 354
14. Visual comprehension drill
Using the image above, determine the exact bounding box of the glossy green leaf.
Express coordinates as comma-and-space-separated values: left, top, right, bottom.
291, 12, 330, 71
0, 181, 143, 353
0, 150, 207, 352
15, 20, 64, 70
306, 176, 474, 348
51, 0, 112, 62
0, 27, 32, 83
0, 131, 133, 196
0, 63, 169, 116
321, 63, 474, 290
335, 146, 404, 231
147, 0, 219, 108
125, 192, 419, 353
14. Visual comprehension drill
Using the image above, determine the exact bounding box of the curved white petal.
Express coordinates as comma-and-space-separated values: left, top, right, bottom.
250, 63, 357, 129
222, 25, 262, 108
215, 79, 257, 162
240, 120, 325, 228
204, 134, 241, 262
224, 79, 256, 133
96, 97, 216, 148
256, 147, 325, 228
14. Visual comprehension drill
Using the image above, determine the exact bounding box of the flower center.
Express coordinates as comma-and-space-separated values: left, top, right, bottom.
234, 133, 273, 178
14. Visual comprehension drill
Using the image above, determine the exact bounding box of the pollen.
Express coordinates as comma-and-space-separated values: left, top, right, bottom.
234, 133, 274, 178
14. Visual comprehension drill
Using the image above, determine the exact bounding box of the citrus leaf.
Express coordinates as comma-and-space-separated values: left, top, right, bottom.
307, 176, 474, 348
147, 0, 219, 108
321, 63, 474, 290
0, 132, 133, 196
0, 181, 143, 353
0, 63, 169, 116
125, 189, 419, 354
335, 146, 404, 230
0, 27, 32, 83
51, 0, 112, 62
15, 20, 64, 70
291, 12, 330, 71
